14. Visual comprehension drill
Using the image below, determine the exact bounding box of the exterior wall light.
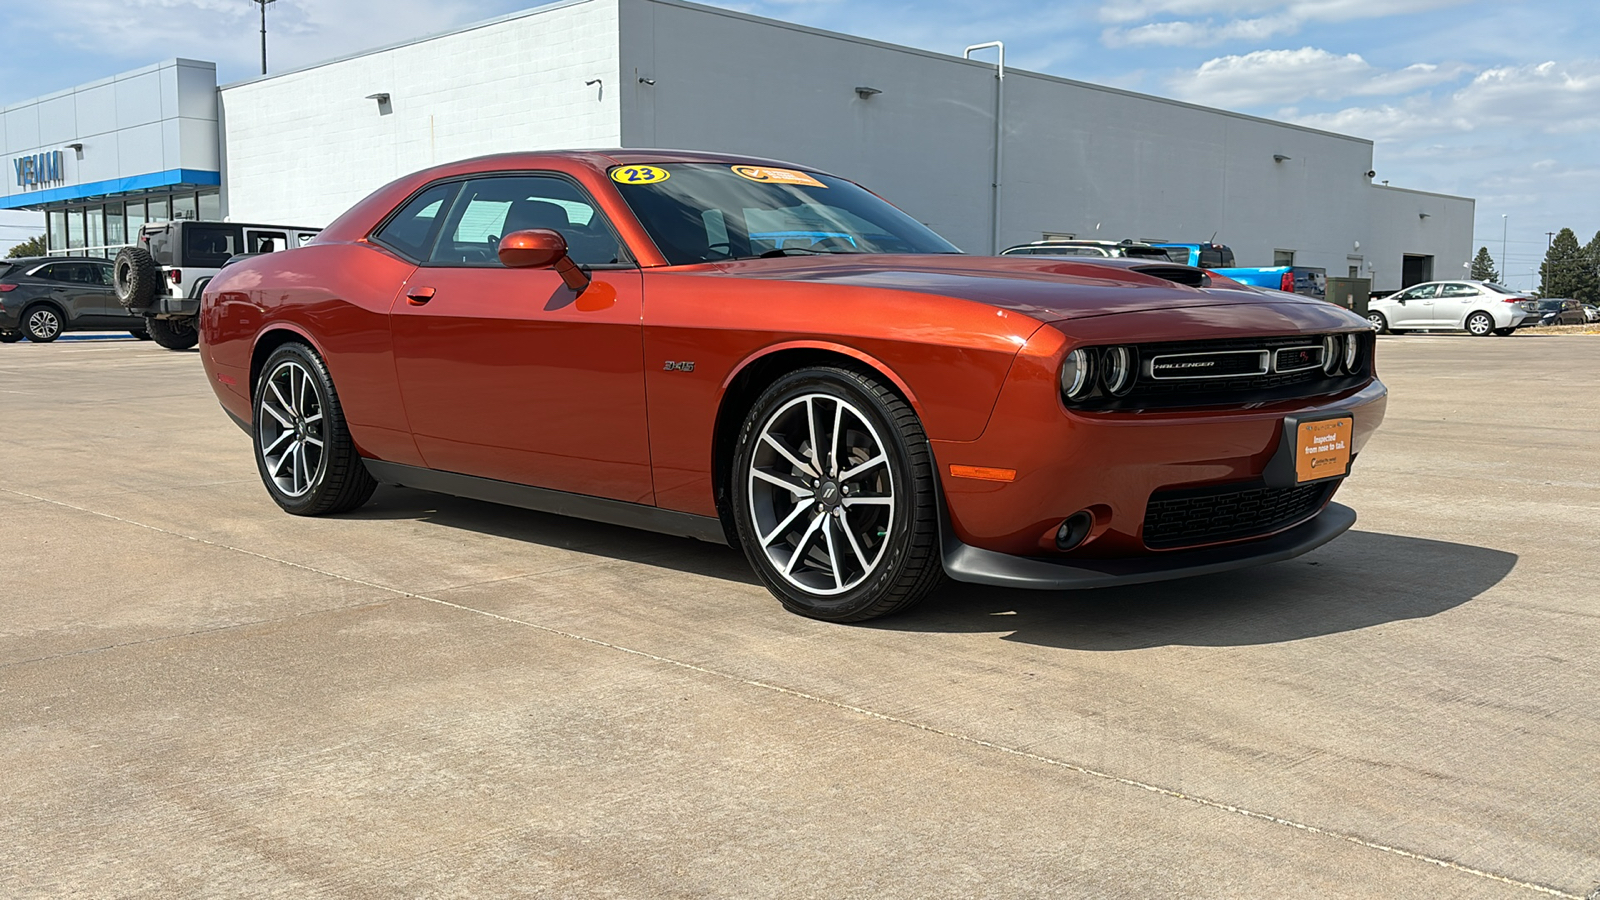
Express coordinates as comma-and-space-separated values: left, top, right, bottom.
365, 93, 392, 115
1419, 213, 1431, 220
1273, 154, 1291, 162
854, 86, 882, 99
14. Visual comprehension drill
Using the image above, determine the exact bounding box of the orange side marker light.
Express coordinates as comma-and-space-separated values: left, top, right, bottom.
949, 465, 1016, 482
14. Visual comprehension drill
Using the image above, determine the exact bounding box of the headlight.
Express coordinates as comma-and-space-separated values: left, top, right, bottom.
1101, 346, 1135, 396
1322, 335, 1342, 375
1060, 348, 1096, 400
1343, 332, 1360, 372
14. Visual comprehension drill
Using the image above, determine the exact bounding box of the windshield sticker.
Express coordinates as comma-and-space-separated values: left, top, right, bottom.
730, 165, 827, 188
610, 165, 671, 185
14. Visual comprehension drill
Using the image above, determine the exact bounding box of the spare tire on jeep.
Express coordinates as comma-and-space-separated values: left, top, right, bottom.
114, 246, 160, 310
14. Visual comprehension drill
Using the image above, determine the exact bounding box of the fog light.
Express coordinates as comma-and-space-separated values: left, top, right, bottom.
1055, 511, 1094, 551
1322, 335, 1342, 375
1060, 349, 1096, 400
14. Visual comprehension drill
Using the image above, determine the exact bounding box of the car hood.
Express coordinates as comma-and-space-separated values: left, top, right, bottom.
709, 254, 1329, 323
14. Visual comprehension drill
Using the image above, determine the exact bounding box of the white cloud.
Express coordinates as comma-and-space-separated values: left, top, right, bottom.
1167, 47, 1466, 108
1290, 60, 1600, 141
1100, 0, 1472, 47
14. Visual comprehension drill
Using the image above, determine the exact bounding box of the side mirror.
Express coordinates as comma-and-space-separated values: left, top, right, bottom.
497, 229, 590, 292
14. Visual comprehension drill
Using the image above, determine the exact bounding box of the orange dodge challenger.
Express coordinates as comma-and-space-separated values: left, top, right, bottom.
200, 150, 1385, 622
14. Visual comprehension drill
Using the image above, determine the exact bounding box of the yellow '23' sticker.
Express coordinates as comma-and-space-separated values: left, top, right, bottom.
610, 165, 671, 185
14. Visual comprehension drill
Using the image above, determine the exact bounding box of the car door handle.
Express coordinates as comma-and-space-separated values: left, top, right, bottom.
406, 286, 436, 305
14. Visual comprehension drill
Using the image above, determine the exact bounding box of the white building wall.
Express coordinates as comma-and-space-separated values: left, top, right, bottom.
1365, 185, 1476, 292
622, 0, 1470, 276
0, 59, 218, 208
219, 0, 622, 226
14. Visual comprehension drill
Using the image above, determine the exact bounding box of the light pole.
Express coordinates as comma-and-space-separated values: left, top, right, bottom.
1500, 214, 1507, 280
964, 41, 1004, 255
252, 0, 276, 75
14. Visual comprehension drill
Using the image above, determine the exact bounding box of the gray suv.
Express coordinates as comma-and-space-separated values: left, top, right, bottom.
0, 257, 147, 343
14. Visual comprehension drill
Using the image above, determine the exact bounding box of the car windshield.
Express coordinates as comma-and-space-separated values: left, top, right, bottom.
609, 163, 961, 265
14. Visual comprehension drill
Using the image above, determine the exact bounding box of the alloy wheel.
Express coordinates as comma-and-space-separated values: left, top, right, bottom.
257, 359, 328, 498
747, 393, 895, 596
27, 309, 61, 340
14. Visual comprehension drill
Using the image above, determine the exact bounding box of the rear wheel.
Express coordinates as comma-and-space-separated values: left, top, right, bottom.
1466, 311, 1495, 337
23, 306, 62, 343
1493, 327, 1516, 336
146, 316, 198, 350
252, 343, 377, 516
0, 332, 21, 344
130, 328, 152, 340
731, 366, 942, 622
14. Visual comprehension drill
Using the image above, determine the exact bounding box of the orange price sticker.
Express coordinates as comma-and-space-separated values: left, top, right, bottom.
730, 165, 827, 188
1295, 417, 1353, 483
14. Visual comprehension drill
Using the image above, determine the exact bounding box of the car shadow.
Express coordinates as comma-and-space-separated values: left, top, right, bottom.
345, 487, 1515, 649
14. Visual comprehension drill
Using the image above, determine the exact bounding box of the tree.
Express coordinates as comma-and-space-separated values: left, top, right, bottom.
1538, 227, 1597, 300
1469, 246, 1500, 283
1580, 231, 1600, 305
4, 234, 45, 258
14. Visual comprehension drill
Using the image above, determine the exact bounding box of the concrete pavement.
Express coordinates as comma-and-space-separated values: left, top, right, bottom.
1, 332, 1596, 898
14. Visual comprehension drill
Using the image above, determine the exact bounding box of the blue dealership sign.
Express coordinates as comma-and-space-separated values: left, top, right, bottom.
13, 151, 65, 188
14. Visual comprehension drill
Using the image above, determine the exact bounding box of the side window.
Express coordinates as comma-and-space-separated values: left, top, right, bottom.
1439, 283, 1477, 297
428, 174, 626, 268
248, 231, 288, 253
94, 263, 115, 286
32, 264, 65, 282
373, 182, 459, 262
1397, 284, 1437, 300
183, 225, 242, 267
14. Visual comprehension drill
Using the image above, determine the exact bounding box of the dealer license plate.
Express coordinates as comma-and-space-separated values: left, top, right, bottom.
1295, 416, 1353, 483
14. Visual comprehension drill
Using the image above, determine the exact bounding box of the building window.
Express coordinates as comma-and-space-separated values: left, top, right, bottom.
198, 190, 221, 221
149, 197, 170, 223
1274, 249, 1295, 266
47, 209, 66, 253
106, 203, 126, 249
172, 193, 198, 221
126, 200, 147, 240
66, 209, 85, 250
86, 207, 106, 256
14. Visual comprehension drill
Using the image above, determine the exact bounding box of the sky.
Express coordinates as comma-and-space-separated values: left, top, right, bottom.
1, 0, 1594, 288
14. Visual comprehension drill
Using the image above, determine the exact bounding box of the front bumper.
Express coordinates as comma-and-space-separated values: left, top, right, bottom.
944, 502, 1355, 589
929, 305, 1386, 569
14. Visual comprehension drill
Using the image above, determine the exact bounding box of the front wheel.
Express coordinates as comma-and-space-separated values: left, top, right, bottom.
252, 343, 377, 516
145, 316, 198, 350
1366, 311, 1388, 334
731, 366, 943, 622
1466, 312, 1495, 337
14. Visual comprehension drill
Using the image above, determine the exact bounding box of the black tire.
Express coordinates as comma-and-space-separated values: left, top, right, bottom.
145, 316, 198, 350
0, 332, 21, 344
131, 328, 152, 340
113, 246, 160, 310
1493, 327, 1516, 336
252, 343, 377, 516
1366, 311, 1388, 334
731, 366, 943, 622
22, 305, 63, 343
1466, 311, 1495, 337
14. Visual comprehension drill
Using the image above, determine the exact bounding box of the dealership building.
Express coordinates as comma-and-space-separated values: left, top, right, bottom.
1, 0, 1473, 290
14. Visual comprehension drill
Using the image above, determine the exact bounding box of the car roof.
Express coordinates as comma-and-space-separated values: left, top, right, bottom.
2, 256, 107, 266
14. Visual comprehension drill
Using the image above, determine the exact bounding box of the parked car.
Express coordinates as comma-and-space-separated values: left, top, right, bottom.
1365, 280, 1532, 336
1001, 240, 1172, 260
113, 220, 320, 350
1152, 242, 1327, 301
200, 150, 1384, 623
1529, 298, 1588, 327
1582, 303, 1600, 324
0, 256, 148, 343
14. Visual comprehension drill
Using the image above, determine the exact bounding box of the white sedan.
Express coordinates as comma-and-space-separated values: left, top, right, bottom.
1367, 281, 1533, 336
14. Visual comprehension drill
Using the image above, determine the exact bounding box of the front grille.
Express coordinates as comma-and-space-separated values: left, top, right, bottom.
1067, 333, 1372, 411
1142, 480, 1335, 549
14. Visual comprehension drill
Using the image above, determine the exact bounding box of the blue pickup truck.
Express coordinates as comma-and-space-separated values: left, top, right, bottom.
1154, 243, 1327, 300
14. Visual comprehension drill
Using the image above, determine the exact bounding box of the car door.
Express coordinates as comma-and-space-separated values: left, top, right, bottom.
31, 263, 105, 323
1436, 282, 1480, 327
1386, 283, 1436, 327
388, 173, 654, 503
